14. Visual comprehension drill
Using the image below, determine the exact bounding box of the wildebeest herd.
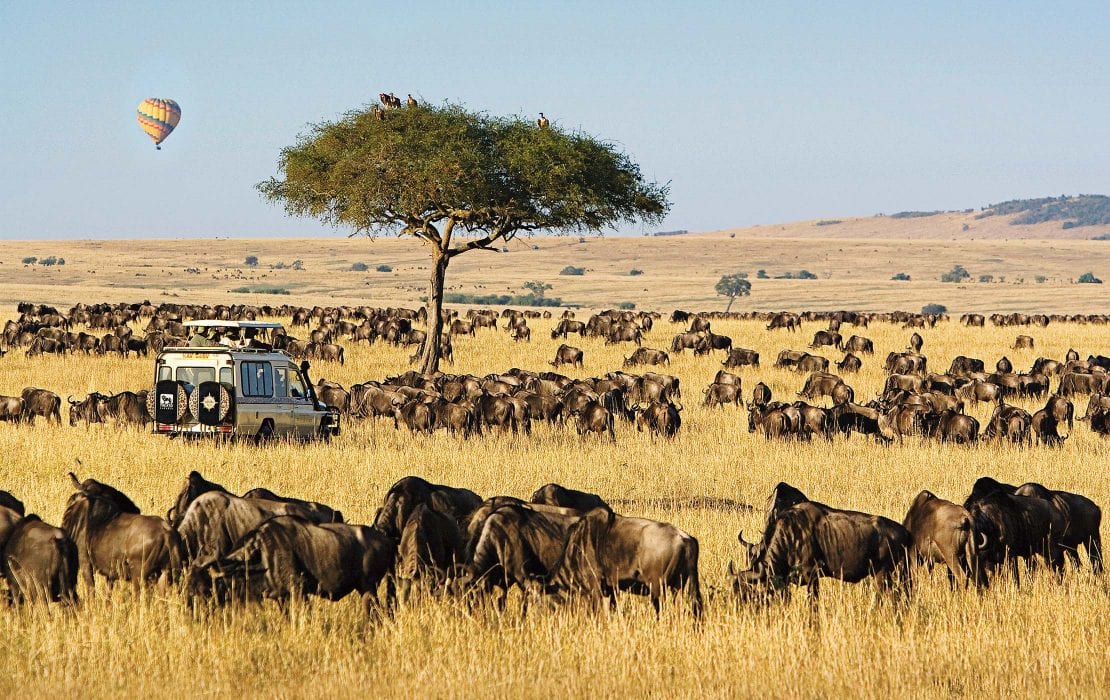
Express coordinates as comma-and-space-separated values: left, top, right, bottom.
0, 472, 1100, 616
3, 302, 1110, 444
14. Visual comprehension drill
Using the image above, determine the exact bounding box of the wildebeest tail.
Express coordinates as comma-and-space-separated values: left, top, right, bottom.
681, 537, 703, 618
165, 527, 186, 585
54, 534, 79, 605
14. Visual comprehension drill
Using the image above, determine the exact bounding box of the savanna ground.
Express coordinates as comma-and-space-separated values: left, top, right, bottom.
0, 284, 1108, 697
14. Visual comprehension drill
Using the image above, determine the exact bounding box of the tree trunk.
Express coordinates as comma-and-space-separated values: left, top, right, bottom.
420, 250, 449, 376
725, 296, 735, 313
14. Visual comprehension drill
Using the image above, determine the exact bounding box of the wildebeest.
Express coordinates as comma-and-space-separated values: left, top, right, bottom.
186, 515, 396, 615
842, 335, 874, 354
551, 344, 584, 368
732, 495, 910, 602
550, 319, 586, 339
704, 381, 744, 409
374, 476, 483, 540
62, 473, 182, 589
902, 491, 985, 587
396, 503, 466, 599
530, 483, 610, 512
1013, 335, 1034, 350
1012, 482, 1102, 573
1, 514, 79, 604
722, 347, 759, 368
623, 347, 669, 367
634, 400, 682, 439
0, 395, 24, 422
68, 391, 150, 427
552, 507, 702, 616
240, 487, 344, 523
19, 387, 61, 424
466, 502, 583, 612
963, 477, 1065, 584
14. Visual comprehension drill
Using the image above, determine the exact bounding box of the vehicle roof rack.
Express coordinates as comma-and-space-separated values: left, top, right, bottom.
183, 320, 285, 330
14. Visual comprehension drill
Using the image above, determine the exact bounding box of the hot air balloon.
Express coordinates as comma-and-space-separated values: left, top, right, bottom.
136, 98, 181, 150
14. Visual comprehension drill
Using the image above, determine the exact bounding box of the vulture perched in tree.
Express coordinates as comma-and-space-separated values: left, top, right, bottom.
407, 94, 418, 108
537, 112, 550, 129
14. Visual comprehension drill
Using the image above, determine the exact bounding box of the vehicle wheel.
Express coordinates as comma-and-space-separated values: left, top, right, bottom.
255, 419, 275, 445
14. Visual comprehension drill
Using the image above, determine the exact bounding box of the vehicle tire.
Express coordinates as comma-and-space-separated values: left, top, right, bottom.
154, 380, 190, 424
255, 419, 275, 444
191, 381, 234, 426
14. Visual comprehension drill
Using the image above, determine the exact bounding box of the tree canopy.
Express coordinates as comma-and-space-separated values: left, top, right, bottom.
715, 273, 752, 311
258, 101, 669, 373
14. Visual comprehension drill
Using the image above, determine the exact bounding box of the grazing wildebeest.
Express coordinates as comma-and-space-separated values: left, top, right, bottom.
902, 491, 985, 587
530, 483, 610, 512
20, 387, 61, 424
186, 515, 396, 615
842, 335, 874, 354
732, 499, 910, 602
551, 344, 584, 368
634, 400, 682, 439
1013, 335, 1034, 350
670, 332, 700, 354
62, 473, 182, 590
374, 476, 483, 540
570, 399, 616, 442
68, 391, 150, 427
704, 382, 744, 408
809, 330, 842, 350
1012, 482, 1102, 573
751, 382, 772, 407
0, 395, 25, 422
396, 503, 466, 599
948, 355, 985, 376
908, 332, 923, 353
723, 347, 760, 368
836, 353, 862, 374
694, 332, 732, 355
550, 319, 586, 339
963, 477, 1065, 584
553, 507, 702, 616
465, 503, 582, 612
623, 347, 669, 368
240, 487, 344, 523
1, 515, 79, 604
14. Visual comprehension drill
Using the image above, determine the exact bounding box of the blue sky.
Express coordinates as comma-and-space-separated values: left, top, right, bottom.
2, 1, 1108, 239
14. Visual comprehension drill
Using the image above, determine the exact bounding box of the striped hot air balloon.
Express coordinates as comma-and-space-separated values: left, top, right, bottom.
136, 98, 181, 150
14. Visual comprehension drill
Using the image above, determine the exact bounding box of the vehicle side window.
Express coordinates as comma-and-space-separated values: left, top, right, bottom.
219, 367, 233, 385
157, 366, 171, 382
240, 361, 274, 397
274, 368, 289, 398
288, 368, 307, 400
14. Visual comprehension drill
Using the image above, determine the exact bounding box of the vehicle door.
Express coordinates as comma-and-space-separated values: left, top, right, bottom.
286, 365, 317, 437
238, 359, 287, 435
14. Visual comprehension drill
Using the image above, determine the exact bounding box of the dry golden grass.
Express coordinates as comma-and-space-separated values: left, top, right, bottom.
0, 307, 1108, 698
1, 223, 1109, 315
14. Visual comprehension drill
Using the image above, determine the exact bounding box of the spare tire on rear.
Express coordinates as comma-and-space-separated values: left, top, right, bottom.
154, 380, 190, 424
190, 381, 234, 426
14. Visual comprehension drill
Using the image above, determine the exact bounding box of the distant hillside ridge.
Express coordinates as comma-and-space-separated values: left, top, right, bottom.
974, 194, 1110, 229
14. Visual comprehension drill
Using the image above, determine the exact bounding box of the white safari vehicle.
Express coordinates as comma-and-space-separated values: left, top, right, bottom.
150, 321, 339, 441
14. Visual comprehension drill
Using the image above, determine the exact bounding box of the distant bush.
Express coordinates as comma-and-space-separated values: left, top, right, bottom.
891, 272, 911, 281
922, 303, 947, 314
962, 223, 970, 231
1035, 275, 1048, 284
617, 301, 636, 310
291, 260, 304, 270
230, 286, 291, 295
39, 256, 59, 266
350, 262, 369, 271
376, 264, 393, 273
892, 211, 944, 219
977, 194, 1110, 228
560, 266, 586, 276
940, 265, 971, 283
756, 269, 768, 279
628, 268, 643, 276
776, 270, 817, 280
245, 255, 259, 267
815, 220, 842, 226
978, 274, 993, 283
1093, 233, 1110, 240
1077, 272, 1103, 284
21, 256, 37, 265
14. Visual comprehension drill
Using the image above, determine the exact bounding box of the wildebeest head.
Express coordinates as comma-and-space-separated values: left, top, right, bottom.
168, 470, 230, 527
68, 393, 103, 426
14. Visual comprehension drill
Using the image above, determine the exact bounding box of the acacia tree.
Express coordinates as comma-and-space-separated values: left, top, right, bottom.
258, 102, 668, 374
715, 273, 751, 312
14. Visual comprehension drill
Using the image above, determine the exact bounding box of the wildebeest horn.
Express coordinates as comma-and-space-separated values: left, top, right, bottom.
977, 532, 988, 550
737, 529, 752, 547
727, 560, 737, 576
68, 471, 81, 488
68, 395, 77, 405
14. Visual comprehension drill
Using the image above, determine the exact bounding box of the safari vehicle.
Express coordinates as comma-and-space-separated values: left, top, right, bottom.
150, 321, 339, 441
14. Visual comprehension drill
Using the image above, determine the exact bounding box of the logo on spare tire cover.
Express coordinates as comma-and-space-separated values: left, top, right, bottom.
160, 394, 174, 409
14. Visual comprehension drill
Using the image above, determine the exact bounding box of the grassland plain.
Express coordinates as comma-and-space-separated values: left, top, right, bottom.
0, 310, 1108, 699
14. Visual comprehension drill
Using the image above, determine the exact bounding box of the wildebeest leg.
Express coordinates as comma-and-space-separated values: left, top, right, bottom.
1089, 534, 1104, 575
